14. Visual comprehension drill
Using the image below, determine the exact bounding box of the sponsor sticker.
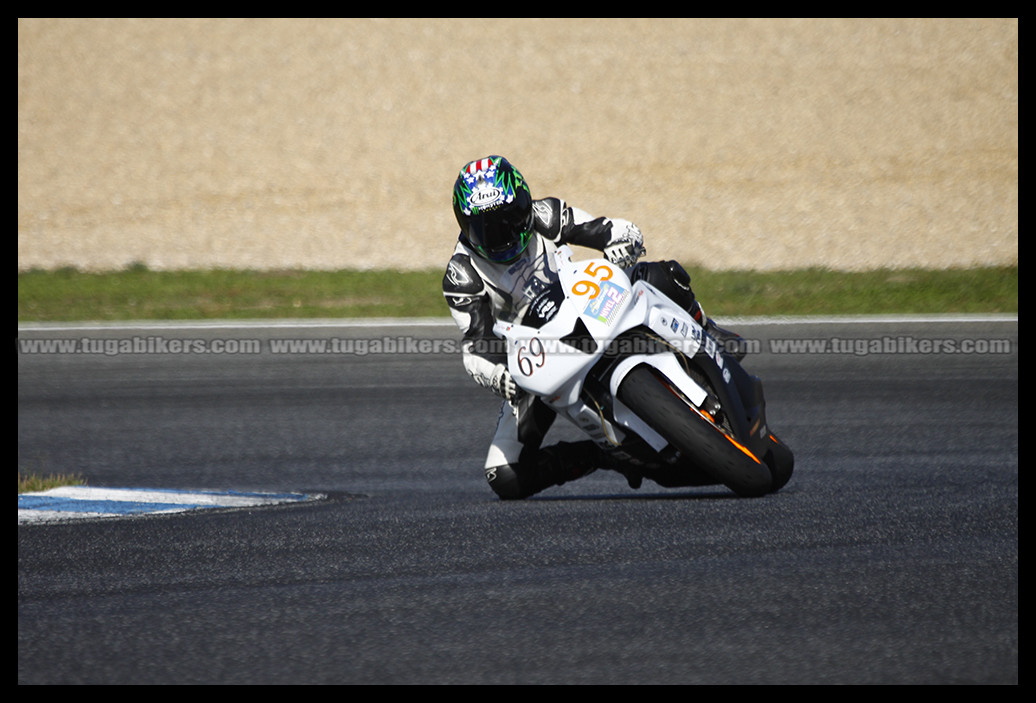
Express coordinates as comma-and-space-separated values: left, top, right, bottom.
583, 281, 629, 325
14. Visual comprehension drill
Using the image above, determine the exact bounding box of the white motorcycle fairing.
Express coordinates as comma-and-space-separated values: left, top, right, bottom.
492, 245, 717, 452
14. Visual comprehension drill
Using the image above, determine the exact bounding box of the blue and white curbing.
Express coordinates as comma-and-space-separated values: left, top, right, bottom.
18, 486, 323, 525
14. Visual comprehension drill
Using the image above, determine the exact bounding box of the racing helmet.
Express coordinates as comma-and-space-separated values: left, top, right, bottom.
453, 155, 534, 263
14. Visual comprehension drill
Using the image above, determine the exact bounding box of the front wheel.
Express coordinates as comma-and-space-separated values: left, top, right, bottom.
763, 433, 794, 492
617, 365, 773, 497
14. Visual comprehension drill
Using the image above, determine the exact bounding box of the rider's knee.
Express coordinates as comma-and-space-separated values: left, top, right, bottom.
485, 463, 526, 500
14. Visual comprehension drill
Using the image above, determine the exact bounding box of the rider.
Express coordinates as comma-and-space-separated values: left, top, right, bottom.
442, 155, 743, 500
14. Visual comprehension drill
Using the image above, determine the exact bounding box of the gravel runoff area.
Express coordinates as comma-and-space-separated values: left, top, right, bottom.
18, 18, 1017, 273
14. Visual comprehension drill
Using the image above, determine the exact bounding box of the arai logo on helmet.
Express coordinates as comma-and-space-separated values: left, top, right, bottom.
468, 185, 507, 210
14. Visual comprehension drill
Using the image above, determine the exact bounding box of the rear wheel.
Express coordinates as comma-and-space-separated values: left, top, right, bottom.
617, 365, 772, 497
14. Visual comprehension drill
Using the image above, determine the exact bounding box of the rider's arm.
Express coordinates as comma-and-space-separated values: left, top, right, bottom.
442, 253, 514, 397
535, 197, 645, 268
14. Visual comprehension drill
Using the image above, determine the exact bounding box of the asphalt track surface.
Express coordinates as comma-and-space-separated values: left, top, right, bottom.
18, 317, 1017, 684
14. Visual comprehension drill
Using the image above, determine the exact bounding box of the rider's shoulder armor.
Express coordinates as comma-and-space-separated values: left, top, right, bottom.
443, 250, 485, 297
531, 197, 568, 243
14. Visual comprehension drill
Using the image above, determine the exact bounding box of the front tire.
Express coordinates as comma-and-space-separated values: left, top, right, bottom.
617, 365, 772, 497
763, 433, 794, 492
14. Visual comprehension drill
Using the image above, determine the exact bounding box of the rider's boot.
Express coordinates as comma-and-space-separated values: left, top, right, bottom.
542, 441, 650, 492
491, 440, 612, 500
497, 440, 649, 497
519, 440, 602, 498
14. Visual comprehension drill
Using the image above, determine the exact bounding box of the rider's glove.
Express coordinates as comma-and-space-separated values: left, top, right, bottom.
603, 221, 646, 269
488, 363, 520, 400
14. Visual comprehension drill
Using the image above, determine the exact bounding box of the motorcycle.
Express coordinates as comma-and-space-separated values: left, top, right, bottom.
493, 245, 793, 497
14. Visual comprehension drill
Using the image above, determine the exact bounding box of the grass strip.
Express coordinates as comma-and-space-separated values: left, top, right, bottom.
18, 265, 1017, 322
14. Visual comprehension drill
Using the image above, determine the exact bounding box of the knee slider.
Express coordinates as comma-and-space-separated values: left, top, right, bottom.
485, 463, 526, 500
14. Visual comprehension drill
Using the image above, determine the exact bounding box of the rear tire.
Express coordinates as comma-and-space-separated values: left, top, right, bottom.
617, 365, 772, 497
